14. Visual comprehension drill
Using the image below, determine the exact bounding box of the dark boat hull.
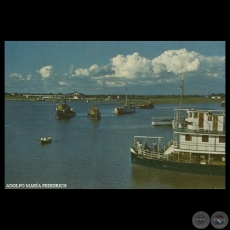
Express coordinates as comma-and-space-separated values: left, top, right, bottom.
56, 111, 76, 119
87, 114, 101, 120
41, 140, 52, 144
131, 152, 225, 176
114, 107, 136, 115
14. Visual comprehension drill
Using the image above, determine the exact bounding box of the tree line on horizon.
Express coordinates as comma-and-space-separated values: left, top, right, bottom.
5, 92, 225, 98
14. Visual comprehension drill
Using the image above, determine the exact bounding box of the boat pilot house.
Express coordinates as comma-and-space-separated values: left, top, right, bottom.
179, 109, 225, 161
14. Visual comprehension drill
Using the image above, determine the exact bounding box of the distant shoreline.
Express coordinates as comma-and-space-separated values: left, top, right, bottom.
4, 97, 222, 105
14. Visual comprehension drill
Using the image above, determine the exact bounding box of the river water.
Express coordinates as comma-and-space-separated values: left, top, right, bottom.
4, 100, 226, 189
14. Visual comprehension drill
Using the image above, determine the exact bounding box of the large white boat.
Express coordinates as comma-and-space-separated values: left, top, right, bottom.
130, 76, 225, 176
114, 87, 136, 115
131, 108, 225, 176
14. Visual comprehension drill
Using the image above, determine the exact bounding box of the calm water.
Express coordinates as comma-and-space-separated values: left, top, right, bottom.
5, 100, 226, 189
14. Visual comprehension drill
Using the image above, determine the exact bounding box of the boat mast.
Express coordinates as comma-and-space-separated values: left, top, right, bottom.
125, 86, 127, 105
179, 74, 184, 124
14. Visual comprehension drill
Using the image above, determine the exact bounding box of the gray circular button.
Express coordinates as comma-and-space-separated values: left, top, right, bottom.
211, 211, 228, 229
192, 211, 210, 229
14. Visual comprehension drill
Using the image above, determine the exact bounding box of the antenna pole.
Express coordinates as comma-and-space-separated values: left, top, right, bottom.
179, 74, 184, 124
125, 86, 127, 105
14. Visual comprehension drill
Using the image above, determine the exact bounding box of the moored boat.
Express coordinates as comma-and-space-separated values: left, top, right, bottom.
130, 108, 225, 176
130, 75, 225, 176
151, 116, 187, 126
114, 87, 136, 115
137, 101, 154, 109
55, 99, 76, 119
114, 103, 136, 115
40, 136, 52, 144
151, 117, 174, 126
87, 105, 101, 120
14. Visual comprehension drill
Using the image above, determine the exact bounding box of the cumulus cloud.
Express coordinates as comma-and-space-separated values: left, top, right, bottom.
68, 49, 224, 90
97, 79, 126, 87
75, 68, 90, 76
37, 66, 53, 80
27, 74, 31, 80
59, 81, 68, 86
73, 64, 114, 78
152, 49, 200, 74
6, 48, 224, 94
111, 52, 152, 79
10, 73, 23, 80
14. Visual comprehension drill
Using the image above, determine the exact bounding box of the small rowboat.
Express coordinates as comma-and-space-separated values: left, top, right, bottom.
40, 137, 52, 144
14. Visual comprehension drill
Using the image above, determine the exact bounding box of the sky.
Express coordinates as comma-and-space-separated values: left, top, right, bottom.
4, 41, 225, 95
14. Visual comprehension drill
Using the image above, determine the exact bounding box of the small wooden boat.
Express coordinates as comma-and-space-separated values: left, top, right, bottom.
40, 137, 52, 144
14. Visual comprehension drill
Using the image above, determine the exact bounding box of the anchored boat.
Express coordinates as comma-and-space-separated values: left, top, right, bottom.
114, 87, 136, 115
137, 101, 154, 109
40, 136, 52, 144
130, 108, 225, 176
87, 105, 101, 120
130, 76, 225, 176
151, 117, 174, 126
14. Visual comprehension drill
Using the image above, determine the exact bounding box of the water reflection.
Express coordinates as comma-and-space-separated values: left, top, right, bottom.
131, 165, 225, 189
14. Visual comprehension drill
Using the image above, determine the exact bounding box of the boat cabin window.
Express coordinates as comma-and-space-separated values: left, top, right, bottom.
207, 115, 212, 121
219, 136, 225, 143
185, 134, 192, 141
187, 122, 193, 125
189, 112, 197, 118
202, 135, 209, 142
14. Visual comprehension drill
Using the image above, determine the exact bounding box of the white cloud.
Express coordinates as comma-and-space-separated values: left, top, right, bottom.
74, 68, 89, 76
10, 73, 23, 80
37, 66, 53, 80
98, 80, 126, 87
10, 48, 223, 94
59, 81, 68, 86
68, 50, 224, 91
27, 74, 31, 80
111, 52, 152, 79
152, 49, 200, 74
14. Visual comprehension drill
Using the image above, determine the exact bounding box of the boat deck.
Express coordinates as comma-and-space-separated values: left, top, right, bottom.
131, 147, 225, 165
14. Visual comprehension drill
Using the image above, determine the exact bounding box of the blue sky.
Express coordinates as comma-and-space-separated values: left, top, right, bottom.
5, 41, 225, 95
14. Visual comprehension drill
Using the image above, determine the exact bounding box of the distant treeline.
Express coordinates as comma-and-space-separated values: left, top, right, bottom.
5, 92, 225, 98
